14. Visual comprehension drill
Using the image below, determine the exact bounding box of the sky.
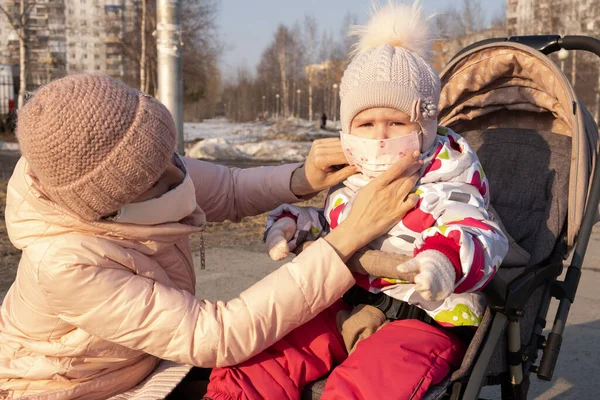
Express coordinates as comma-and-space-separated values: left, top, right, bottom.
217, 0, 506, 78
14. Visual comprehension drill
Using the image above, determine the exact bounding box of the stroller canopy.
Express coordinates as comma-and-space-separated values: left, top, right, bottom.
438, 42, 599, 247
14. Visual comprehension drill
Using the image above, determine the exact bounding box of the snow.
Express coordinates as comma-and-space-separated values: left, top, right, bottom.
0, 141, 19, 151
0, 118, 341, 163
184, 118, 271, 141
185, 118, 339, 162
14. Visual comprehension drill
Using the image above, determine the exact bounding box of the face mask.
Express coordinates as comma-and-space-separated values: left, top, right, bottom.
108, 155, 197, 225
340, 131, 421, 178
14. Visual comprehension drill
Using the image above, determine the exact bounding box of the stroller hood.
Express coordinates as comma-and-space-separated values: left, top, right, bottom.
437, 41, 599, 247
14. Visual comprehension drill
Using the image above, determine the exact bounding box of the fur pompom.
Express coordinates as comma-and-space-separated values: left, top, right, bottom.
349, 0, 437, 61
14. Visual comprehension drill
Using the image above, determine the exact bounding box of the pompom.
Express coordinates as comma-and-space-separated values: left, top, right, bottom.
349, 0, 437, 61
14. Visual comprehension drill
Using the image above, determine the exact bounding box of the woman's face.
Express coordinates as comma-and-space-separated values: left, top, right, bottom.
133, 159, 185, 202
350, 107, 421, 139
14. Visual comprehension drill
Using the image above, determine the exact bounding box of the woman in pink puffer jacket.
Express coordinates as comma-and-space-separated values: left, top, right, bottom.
0, 74, 420, 399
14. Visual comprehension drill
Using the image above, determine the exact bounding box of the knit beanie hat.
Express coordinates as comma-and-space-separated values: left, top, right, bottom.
339, 1, 441, 151
17, 73, 177, 221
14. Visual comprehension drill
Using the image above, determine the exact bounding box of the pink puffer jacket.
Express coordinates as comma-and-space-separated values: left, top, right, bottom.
0, 157, 354, 399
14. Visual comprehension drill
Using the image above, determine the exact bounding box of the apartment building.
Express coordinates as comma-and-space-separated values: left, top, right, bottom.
1, 0, 138, 89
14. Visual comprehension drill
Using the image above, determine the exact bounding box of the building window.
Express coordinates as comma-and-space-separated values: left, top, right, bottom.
96, 65, 101, 70
71, 53, 75, 59
84, 54, 88, 59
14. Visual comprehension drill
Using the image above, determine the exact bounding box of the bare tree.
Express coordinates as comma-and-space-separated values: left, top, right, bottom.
140, 0, 147, 91
275, 25, 291, 118
0, 0, 36, 108
120, 0, 221, 118
224, 13, 349, 124
339, 11, 359, 56
462, 0, 484, 36
436, 0, 485, 39
490, 5, 506, 28
303, 14, 319, 121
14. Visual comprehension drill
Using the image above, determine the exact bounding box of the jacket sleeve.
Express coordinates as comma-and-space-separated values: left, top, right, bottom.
413, 184, 508, 294
183, 156, 304, 223
411, 135, 508, 294
38, 238, 354, 368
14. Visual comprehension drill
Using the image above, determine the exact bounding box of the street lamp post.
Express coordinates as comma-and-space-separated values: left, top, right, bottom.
332, 83, 339, 124
262, 95, 266, 118
157, 0, 183, 154
275, 94, 280, 121
296, 89, 302, 125
558, 48, 569, 73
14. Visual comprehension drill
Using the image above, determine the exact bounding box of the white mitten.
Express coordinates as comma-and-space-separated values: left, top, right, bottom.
396, 250, 456, 301
264, 204, 327, 261
266, 217, 297, 260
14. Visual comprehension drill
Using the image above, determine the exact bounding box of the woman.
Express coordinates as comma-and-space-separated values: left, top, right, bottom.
0, 74, 420, 399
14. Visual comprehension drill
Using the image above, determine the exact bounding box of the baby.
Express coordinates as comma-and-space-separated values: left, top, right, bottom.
265, 0, 508, 347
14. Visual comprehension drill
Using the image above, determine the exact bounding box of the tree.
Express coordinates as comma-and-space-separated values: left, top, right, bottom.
275, 25, 292, 118
0, 0, 35, 108
180, 0, 222, 119
490, 5, 506, 28
140, 0, 147, 91
339, 11, 359, 57
303, 14, 319, 121
434, 0, 503, 67
120, 0, 221, 118
462, 0, 484, 36
223, 12, 351, 124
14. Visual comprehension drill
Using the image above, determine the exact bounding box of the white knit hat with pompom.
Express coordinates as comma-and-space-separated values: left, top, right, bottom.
339, 0, 441, 150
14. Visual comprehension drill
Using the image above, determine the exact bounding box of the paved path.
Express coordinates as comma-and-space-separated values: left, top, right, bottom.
195, 239, 600, 400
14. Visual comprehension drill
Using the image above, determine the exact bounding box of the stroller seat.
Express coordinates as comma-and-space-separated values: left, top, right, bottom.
301, 127, 572, 400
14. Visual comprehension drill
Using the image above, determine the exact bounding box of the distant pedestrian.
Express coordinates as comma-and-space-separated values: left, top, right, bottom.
320, 112, 327, 129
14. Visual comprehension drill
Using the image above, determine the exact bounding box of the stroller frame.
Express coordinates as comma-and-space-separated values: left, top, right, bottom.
443, 35, 600, 400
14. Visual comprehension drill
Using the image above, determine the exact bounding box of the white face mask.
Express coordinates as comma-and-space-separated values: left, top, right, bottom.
340, 131, 421, 178
108, 155, 197, 225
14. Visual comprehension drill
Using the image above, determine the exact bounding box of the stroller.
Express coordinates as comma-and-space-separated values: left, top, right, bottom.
303, 35, 600, 399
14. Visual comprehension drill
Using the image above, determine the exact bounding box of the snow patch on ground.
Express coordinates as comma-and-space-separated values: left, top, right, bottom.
185, 118, 338, 162
0, 142, 19, 151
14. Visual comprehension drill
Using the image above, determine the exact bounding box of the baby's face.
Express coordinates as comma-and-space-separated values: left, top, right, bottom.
350, 107, 421, 139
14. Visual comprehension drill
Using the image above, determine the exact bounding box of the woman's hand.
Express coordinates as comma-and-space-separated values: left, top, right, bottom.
290, 138, 358, 197
324, 151, 422, 262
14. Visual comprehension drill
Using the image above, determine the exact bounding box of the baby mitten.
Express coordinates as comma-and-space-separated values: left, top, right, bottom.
265, 217, 297, 260
336, 305, 387, 354
396, 250, 456, 301
264, 204, 327, 260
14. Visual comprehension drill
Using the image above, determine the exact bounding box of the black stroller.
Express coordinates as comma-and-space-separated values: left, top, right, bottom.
303, 35, 600, 400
